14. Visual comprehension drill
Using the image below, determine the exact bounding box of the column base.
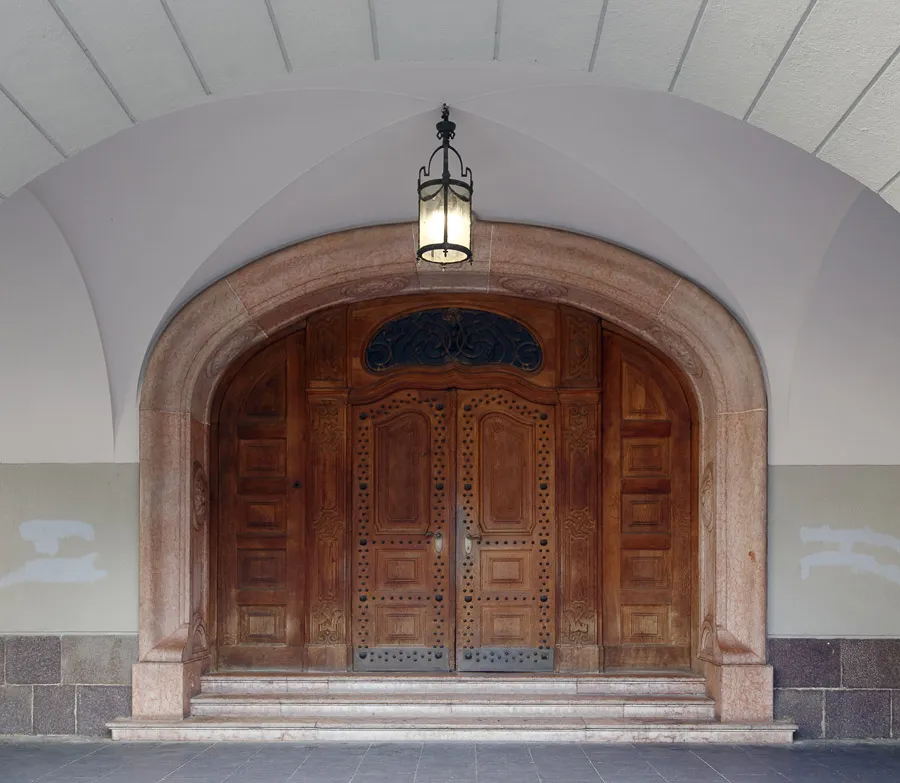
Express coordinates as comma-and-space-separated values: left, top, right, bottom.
703, 661, 773, 722
132, 659, 208, 719
557, 644, 601, 672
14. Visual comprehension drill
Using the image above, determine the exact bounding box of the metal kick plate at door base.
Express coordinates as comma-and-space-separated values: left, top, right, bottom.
457, 647, 554, 672
354, 647, 451, 672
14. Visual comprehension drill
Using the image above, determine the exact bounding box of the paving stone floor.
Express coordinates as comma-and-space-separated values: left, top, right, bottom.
1, 741, 899, 783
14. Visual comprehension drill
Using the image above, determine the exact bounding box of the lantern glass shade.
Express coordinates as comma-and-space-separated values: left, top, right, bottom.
417, 179, 472, 265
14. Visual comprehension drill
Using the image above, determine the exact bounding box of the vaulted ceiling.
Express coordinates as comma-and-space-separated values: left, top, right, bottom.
1, 0, 900, 206
2, 1, 900, 468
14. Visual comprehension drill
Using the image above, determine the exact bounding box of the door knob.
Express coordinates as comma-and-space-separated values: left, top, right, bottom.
464, 532, 481, 555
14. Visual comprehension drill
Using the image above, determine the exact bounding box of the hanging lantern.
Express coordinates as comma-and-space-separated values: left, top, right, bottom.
416, 104, 473, 265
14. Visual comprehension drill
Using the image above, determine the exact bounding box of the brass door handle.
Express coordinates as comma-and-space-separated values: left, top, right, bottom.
464, 532, 482, 555
423, 530, 444, 554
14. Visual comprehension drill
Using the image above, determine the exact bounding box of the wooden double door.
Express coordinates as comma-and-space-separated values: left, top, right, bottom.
352, 387, 556, 672
213, 296, 693, 673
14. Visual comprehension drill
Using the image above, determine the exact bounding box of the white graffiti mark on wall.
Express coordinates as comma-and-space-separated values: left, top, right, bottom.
800, 525, 900, 586
0, 519, 107, 588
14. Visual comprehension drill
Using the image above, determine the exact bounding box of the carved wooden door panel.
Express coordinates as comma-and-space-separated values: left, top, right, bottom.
601, 331, 692, 669
217, 333, 305, 668
351, 390, 454, 671
456, 389, 556, 671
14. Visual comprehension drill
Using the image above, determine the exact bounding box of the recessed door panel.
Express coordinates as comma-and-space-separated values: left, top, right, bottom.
373, 414, 430, 532
480, 415, 535, 532
456, 390, 556, 672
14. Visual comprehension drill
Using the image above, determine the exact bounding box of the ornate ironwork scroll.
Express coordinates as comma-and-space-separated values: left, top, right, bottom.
365, 308, 542, 372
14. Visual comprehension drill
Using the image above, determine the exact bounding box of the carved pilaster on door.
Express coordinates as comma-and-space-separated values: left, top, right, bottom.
306, 393, 350, 669
559, 306, 600, 388
306, 306, 348, 387
188, 457, 209, 660
557, 394, 601, 672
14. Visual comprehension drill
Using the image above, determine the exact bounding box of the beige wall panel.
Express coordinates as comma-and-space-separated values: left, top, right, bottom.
769, 465, 900, 638
2, 462, 899, 637
0, 464, 138, 633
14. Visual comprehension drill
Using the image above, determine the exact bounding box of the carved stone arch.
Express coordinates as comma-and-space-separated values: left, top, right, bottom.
135, 222, 769, 723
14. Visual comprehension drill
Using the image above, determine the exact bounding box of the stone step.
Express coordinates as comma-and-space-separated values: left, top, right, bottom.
200, 673, 708, 697
109, 715, 796, 744
190, 692, 716, 720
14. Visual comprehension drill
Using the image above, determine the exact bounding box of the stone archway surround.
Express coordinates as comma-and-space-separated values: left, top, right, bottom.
134, 222, 771, 723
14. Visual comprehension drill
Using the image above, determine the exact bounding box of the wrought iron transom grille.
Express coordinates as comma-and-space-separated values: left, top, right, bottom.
364, 308, 542, 373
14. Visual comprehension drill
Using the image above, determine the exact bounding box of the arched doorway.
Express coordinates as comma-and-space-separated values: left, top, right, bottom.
212, 295, 694, 675
129, 223, 773, 728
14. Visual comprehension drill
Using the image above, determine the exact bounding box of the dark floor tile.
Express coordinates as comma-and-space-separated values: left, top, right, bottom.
417, 765, 477, 773
532, 778, 600, 783
695, 752, 779, 776
476, 776, 540, 783
587, 760, 658, 773
158, 777, 235, 783
414, 778, 475, 783
775, 773, 848, 783
290, 777, 353, 783
0, 741, 898, 783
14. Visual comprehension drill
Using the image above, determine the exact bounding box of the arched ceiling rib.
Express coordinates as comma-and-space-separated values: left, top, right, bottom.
1, 0, 899, 208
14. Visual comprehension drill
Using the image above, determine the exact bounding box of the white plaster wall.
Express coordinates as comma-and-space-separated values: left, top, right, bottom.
782, 190, 900, 465
5, 68, 900, 467
0, 189, 113, 463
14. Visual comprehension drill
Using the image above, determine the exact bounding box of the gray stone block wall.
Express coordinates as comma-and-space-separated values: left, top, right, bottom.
0, 634, 135, 736
1, 633, 897, 738
770, 638, 900, 739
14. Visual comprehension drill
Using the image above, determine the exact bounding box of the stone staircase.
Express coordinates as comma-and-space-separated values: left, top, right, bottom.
109, 673, 796, 743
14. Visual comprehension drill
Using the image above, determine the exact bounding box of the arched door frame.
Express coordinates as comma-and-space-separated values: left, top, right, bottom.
134, 222, 770, 723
